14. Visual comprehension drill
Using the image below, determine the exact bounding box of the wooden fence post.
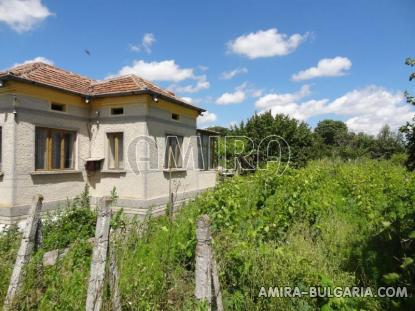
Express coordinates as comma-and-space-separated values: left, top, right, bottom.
195, 215, 212, 308
86, 197, 112, 311
4, 194, 43, 310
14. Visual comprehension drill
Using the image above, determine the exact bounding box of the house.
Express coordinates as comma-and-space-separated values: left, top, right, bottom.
0, 62, 217, 225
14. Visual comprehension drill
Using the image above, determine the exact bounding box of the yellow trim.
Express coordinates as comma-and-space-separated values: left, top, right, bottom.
148, 96, 199, 118
4, 81, 199, 118
91, 95, 147, 109
0, 86, 13, 95
6, 81, 87, 108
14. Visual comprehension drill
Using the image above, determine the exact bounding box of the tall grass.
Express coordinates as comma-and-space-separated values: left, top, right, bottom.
1, 160, 414, 310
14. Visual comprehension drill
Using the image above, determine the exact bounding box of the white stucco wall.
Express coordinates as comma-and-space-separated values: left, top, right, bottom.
0, 98, 16, 208
88, 101, 148, 199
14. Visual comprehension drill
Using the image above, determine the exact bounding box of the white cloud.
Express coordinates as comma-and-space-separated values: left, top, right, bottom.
129, 45, 140, 52
255, 85, 414, 135
327, 86, 412, 134
227, 28, 309, 59
181, 97, 193, 103
12, 56, 54, 67
0, 0, 52, 32
113, 60, 210, 94
115, 60, 194, 82
215, 82, 263, 105
198, 111, 217, 127
169, 75, 210, 93
114, 59, 209, 94
143, 33, 155, 49
255, 85, 311, 111
220, 67, 248, 80
130, 33, 156, 53
216, 90, 246, 105
292, 57, 352, 81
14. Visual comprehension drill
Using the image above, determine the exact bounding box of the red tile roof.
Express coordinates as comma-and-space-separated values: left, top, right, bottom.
0, 62, 204, 112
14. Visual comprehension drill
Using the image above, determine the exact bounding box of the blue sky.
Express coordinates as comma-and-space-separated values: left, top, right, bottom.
0, 0, 414, 134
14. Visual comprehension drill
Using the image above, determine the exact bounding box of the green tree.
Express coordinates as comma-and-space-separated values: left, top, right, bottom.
228, 112, 314, 168
371, 125, 405, 160
338, 132, 375, 160
314, 119, 348, 146
400, 57, 415, 170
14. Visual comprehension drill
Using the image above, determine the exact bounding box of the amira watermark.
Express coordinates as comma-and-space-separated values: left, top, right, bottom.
125, 134, 291, 175
258, 286, 409, 298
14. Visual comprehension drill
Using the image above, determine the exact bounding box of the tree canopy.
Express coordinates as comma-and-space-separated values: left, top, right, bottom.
400, 57, 415, 170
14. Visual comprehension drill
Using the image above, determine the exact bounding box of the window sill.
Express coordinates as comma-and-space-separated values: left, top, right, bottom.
30, 170, 82, 175
101, 169, 127, 174
163, 168, 187, 173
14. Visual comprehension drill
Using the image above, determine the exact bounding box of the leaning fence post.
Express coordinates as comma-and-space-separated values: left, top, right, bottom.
195, 215, 212, 308
86, 197, 112, 311
4, 194, 43, 310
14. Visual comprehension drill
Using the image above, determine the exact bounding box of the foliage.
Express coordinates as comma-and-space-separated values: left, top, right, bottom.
313, 121, 404, 161
218, 113, 405, 170
42, 185, 96, 251
1, 162, 414, 310
401, 57, 415, 170
15, 241, 92, 310
401, 120, 415, 170
0, 226, 20, 306
227, 112, 314, 168
0, 184, 96, 309
371, 125, 405, 159
314, 119, 348, 146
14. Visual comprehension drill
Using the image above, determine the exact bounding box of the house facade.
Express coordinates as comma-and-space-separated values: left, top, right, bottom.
0, 62, 217, 225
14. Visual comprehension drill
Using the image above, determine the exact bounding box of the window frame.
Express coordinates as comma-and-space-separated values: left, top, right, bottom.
107, 132, 124, 170
35, 127, 76, 171
165, 134, 184, 169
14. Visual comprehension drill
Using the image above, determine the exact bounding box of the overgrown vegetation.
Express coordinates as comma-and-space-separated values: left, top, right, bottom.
0, 185, 96, 310
2, 159, 413, 310
216, 113, 406, 170
0, 226, 20, 307
400, 57, 415, 170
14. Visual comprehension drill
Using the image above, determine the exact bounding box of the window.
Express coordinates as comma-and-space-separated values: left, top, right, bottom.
171, 113, 180, 121
108, 133, 124, 169
198, 135, 217, 170
165, 135, 183, 169
111, 107, 124, 115
35, 127, 75, 170
51, 102, 66, 112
